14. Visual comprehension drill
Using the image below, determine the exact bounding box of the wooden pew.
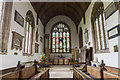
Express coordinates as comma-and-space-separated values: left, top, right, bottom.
74, 60, 120, 80
103, 70, 120, 79
73, 67, 94, 80
74, 65, 120, 80
0, 60, 49, 80
21, 66, 36, 79
86, 65, 101, 79
30, 69, 49, 80
0, 67, 17, 75
1, 71, 19, 80
105, 66, 120, 75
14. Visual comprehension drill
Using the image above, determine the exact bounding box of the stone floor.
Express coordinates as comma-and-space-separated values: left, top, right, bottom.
49, 65, 73, 79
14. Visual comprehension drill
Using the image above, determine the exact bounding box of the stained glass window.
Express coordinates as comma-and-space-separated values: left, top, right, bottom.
52, 22, 71, 53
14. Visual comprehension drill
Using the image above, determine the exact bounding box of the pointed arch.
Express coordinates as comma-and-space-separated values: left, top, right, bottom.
79, 27, 83, 48
91, 1, 109, 53
24, 10, 35, 55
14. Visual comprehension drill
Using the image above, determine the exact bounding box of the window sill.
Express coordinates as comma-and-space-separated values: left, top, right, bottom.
95, 49, 110, 54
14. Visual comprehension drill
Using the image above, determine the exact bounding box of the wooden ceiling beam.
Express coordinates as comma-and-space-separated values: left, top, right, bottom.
39, 4, 81, 21
76, 3, 84, 15
30, 2, 90, 27
41, 9, 79, 22
66, 3, 83, 18
37, 2, 47, 14
41, 9, 80, 28
76, 2, 86, 24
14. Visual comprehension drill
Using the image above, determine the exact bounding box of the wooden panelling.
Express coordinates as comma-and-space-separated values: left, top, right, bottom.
105, 66, 120, 75
87, 66, 101, 78
30, 69, 49, 80
73, 67, 94, 80
74, 65, 120, 80
52, 59, 69, 65
21, 66, 35, 79
46, 49, 50, 61
72, 48, 77, 61
0, 61, 49, 80
1, 71, 19, 80
103, 71, 120, 79
0, 67, 17, 75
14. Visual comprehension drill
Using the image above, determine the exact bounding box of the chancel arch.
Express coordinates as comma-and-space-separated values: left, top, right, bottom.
24, 10, 35, 55
45, 15, 78, 50
51, 22, 71, 53
91, 1, 109, 53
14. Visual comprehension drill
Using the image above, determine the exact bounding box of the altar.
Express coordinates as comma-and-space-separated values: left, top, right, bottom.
50, 53, 72, 65
52, 58, 69, 65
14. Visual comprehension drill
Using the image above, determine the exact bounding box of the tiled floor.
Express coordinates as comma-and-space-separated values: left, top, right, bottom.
49, 65, 73, 78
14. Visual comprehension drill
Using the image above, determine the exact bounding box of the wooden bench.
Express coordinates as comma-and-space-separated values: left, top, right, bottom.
0, 67, 17, 75
1, 71, 19, 80
0, 60, 49, 80
73, 60, 120, 80
104, 66, 120, 75
21, 66, 36, 79
33, 69, 49, 80
73, 67, 94, 80
86, 65, 101, 78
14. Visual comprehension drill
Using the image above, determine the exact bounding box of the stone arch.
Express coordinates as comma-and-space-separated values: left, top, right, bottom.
26, 10, 35, 28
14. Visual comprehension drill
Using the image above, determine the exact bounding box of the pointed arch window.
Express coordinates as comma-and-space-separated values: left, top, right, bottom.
24, 11, 35, 55
91, 2, 109, 53
24, 22, 32, 54
51, 22, 71, 53
79, 27, 83, 48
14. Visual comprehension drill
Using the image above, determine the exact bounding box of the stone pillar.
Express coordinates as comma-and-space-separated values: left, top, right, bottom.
0, 2, 13, 54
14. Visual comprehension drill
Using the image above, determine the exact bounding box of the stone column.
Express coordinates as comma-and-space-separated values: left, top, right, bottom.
0, 2, 13, 54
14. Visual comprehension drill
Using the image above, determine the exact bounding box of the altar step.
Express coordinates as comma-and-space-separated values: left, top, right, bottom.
49, 65, 73, 79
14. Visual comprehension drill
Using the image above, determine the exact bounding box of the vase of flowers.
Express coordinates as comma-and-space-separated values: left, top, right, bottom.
38, 52, 48, 68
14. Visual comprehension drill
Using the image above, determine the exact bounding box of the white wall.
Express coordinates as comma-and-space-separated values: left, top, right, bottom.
45, 15, 79, 49
78, 0, 119, 68
118, 5, 120, 68
0, 1, 44, 70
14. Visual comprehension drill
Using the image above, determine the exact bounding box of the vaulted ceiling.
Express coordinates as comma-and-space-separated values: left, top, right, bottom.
30, 2, 90, 28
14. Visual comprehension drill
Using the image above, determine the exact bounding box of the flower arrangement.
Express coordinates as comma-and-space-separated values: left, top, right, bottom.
38, 52, 48, 64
